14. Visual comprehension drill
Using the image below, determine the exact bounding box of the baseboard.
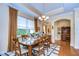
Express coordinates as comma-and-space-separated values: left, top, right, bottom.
74, 46, 79, 49
70, 43, 74, 47
71, 45, 79, 49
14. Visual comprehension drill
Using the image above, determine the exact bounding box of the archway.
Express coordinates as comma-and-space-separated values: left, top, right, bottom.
54, 19, 71, 44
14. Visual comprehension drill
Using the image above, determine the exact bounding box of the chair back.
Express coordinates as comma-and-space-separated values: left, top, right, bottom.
13, 38, 21, 56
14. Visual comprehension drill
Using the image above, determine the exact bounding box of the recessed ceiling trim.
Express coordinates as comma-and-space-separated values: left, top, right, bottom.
8, 3, 39, 17
21, 3, 44, 16
46, 7, 64, 16
18, 11, 34, 20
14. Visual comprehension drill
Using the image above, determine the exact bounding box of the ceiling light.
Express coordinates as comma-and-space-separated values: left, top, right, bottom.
45, 18, 48, 20
38, 15, 49, 21
42, 15, 45, 19
39, 17, 42, 20
46, 16, 49, 20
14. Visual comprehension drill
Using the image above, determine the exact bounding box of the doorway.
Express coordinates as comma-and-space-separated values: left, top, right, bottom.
54, 19, 71, 45
61, 27, 70, 42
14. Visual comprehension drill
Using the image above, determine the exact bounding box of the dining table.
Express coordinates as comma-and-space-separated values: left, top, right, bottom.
19, 34, 51, 56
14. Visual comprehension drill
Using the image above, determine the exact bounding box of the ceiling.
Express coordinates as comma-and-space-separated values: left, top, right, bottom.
27, 3, 79, 14
9, 3, 79, 18
27, 3, 64, 13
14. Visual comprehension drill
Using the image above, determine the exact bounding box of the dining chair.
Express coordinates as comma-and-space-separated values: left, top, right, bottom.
32, 37, 45, 56
43, 35, 50, 53
13, 38, 28, 56
21, 35, 29, 41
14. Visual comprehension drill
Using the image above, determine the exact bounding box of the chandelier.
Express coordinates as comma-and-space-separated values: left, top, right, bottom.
38, 15, 49, 21
38, 4, 49, 21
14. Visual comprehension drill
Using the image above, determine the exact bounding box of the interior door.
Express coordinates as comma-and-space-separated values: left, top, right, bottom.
61, 27, 70, 41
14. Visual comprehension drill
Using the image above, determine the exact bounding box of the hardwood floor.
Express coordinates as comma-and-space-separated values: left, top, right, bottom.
56, 40, 79, 56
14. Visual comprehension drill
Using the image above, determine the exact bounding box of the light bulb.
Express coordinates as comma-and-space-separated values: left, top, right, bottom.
42, 15, 45, 18
46, 16, 49, 20
38, 17, 41, 20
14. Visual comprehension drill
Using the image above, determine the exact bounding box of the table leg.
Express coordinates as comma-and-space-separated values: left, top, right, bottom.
28, 45, 32, 56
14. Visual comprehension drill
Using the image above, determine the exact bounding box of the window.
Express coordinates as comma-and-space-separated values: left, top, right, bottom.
17, 16, 35, 35
17, 16, 27, 35
26, 19, 35, 34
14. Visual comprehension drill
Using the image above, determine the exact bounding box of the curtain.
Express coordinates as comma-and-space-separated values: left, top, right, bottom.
34, 17, 38, 32
8, 7, 17, 51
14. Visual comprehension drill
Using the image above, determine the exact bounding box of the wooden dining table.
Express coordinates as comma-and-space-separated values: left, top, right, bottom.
19, 34, 51, 56
19, 42, 33, 56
